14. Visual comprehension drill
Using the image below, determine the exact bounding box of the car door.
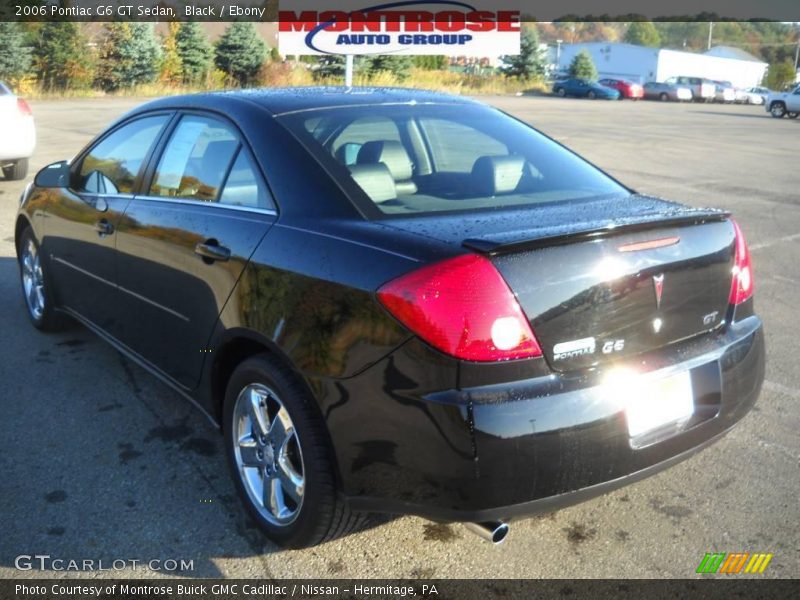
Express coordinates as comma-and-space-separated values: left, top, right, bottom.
45, 114, 172, 335
114, 113, 276, 389
788, 86, 800, 112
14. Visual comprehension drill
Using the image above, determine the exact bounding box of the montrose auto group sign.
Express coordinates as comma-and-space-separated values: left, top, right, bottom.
278, 0, 521, 56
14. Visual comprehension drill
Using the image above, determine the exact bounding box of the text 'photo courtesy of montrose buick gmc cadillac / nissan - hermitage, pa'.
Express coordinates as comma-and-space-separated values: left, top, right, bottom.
15, 87, 764, 548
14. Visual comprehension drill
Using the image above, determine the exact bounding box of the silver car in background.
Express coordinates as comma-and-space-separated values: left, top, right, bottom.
0, 81, 36, 181
643, 81, 692, 102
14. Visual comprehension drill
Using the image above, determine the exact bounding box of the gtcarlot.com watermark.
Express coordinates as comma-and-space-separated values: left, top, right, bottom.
15, 554, 194, 572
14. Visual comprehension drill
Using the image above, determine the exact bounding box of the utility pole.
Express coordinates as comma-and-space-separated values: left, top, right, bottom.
707, 22, 714, 50
345, 55, 354, 87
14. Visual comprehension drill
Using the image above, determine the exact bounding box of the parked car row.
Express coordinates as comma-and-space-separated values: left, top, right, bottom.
0, 81, 36, 181
552, 75, 780, 107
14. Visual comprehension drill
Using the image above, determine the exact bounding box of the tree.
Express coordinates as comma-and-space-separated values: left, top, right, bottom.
363, 55, 413, 81
765, 60, 797, 91
96, 23, 162, 91
176, 21, 213, 84
624, 21, 661, 47
160, 23, 183, 85
569, 50, 598, 80
215, 23, 268, 87
34, 23, 93, 91
414, 55, 449, 70
500, 26, 545, 79
0, 21, 32, 83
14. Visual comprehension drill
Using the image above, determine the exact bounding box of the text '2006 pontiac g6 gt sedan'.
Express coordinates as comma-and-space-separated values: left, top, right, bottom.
15, 87, 764, 548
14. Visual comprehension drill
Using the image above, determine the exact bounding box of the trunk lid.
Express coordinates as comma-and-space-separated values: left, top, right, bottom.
383, 194, 735, 372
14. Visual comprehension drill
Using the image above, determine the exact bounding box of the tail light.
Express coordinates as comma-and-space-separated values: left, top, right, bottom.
729, 219, 754, 305
17, 98, 32, 117
377, 254, 542, 361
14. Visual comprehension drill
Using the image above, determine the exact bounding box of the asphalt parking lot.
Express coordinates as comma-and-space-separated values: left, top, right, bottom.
1, 95, 798, 579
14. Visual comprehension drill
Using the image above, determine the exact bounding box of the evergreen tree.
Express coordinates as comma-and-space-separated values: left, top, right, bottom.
569, 50, 598, 80
96, 23, 161, 91
127, 23, 162, 86
176, 22, 213, 84
624, 21, 661, 47
34, 22, 92, 91
364, 55, 413, 81
500, 27, 545, 79
215, 23, 268, 87
0, 21, 32, 83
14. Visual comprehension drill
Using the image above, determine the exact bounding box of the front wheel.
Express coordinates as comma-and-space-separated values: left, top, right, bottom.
660, 92, 669, 102
770, 102, 787, 118
587, 91, 597, 100
556, 88, 566, 97
223, 354, 366, 548
18, 228, 66, 331
3, 158, 28, 181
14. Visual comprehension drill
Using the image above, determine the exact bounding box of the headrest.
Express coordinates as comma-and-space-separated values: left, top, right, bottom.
357, 140, 414, 182
348, 164, 397, 204
470, 155, 525, 196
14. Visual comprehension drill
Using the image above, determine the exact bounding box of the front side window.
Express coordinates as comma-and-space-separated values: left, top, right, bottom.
150, 116, 239, 202
77, 116, 168, 194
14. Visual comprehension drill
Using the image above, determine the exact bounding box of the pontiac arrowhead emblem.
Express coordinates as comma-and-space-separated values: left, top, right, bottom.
652, 274, 665, 309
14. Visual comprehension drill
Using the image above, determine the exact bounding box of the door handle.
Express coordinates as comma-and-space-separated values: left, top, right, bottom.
194, 240, 231, 263
94, 219, 114, 236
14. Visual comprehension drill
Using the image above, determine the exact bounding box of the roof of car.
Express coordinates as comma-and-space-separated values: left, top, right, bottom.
138, 86, 479, 116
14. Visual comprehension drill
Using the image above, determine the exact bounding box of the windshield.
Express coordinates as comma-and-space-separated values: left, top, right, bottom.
278, 103, 628, 217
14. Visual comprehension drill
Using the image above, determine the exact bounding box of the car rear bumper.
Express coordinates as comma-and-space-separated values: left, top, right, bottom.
340, 315, 764, 521
0, 117, 36, 161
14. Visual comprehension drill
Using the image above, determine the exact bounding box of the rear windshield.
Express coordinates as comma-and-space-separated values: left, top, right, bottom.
278, 103, 628, 217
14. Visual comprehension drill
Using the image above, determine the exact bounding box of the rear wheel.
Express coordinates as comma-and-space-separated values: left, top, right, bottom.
18, 228, 66, 331
659, 92, 669, 102
3, 158, 28, 181
587, 91, 597, 100
223, 354, 366, 548
788, 112, 799, 119
770, 102, 787, 118
556, 88, 566, 97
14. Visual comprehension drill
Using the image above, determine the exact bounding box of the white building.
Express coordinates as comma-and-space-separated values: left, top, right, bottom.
554, 42, 768, 88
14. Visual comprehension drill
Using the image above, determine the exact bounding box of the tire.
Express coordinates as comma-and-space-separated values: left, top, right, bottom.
587, 91, 596, 100
3, 158, 29, 181
17, 228, 67, 331
788, 112, 799, 119
770, 102, 787, 118
659, 92, 669, 102
556, 88, 566, 97
223, 353, 366, 548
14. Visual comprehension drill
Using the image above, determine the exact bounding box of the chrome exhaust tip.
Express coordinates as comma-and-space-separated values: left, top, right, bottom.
464, 521, 509, 544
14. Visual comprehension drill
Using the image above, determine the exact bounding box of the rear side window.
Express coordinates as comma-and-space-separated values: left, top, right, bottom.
77, 116, 168, 194
219, 150, 272, 210
150, 116, 239, 202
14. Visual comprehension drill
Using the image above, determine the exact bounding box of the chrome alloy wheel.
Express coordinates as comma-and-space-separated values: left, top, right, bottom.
21, 239, 45, 321
233, 383, 305, 525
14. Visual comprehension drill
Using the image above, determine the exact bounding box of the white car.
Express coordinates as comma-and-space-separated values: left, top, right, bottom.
740, 86, 770, 105
765, 84, 800, 119
0, 81, 36, 181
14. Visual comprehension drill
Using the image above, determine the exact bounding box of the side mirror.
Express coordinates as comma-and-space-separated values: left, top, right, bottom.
34, 161, 70, 188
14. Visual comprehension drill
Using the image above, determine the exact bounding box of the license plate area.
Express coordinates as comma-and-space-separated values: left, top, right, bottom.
625, 370, 694, 449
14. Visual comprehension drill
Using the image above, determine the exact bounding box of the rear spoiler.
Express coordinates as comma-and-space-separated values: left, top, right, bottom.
463, 211, 731, 256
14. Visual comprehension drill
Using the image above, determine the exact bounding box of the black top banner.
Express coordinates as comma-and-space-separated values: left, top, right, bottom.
3, 0, 800, 22
4, 579, 800, 600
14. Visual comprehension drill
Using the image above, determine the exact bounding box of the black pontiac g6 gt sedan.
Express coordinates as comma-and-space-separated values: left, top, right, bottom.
15, 88, 764, 548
